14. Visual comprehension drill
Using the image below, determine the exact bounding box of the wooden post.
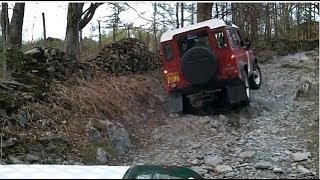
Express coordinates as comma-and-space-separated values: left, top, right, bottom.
98, 20, 101, 50
146, 32, 150, 50
127, 25, 130, 38
138, 30, 142, 42
113, 23, 116, 42
42, 12, 46, 48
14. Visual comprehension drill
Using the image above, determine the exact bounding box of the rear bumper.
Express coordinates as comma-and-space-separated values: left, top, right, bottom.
167, 77, 243, 95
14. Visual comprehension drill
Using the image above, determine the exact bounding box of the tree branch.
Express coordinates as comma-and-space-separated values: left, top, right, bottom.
123, 2, 153, 22
79, 3, 103, 30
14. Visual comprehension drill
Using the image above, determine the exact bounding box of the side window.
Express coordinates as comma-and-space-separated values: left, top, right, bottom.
227, 29, 241, 47
214, 31, 227, 48
164, 44, 173, 61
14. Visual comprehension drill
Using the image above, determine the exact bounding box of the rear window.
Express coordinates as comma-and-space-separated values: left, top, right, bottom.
163, 44, 173, 61
178, 31, 210, 57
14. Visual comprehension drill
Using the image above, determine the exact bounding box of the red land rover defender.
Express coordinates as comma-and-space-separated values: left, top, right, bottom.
159, 19, 262, 113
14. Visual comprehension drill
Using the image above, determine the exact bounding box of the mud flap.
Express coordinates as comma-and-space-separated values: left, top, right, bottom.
226, 84, 247, 104
168, 93, 183, 113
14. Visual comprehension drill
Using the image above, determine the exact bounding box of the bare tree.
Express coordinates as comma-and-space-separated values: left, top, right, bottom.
64, 3, 102, 61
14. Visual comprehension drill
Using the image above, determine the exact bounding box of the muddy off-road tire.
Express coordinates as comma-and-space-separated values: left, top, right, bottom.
242, 73, 250, 105
249, 64, 262, 90
181, 46, 218, 85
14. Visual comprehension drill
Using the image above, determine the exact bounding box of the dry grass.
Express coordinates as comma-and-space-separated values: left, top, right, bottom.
53, 73, 151, 120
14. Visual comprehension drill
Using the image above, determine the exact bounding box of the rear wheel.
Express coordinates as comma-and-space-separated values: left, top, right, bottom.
249, 64, 262, 90
242, 73, 250, 105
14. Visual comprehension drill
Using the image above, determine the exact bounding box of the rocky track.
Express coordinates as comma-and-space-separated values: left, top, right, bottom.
115, 50, 319, 179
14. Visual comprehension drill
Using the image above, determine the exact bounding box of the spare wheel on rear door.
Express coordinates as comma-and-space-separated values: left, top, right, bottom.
181, 46, 218, 85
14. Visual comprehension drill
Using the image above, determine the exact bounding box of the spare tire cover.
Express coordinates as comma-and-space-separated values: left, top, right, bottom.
181, 46, 218, 85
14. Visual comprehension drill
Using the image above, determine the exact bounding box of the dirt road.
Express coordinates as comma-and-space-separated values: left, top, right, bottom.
114, 50, 319, 179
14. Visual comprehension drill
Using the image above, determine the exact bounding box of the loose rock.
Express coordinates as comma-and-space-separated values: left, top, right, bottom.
254, 161, 273, 169
297, 165, 311, 175
215, 165, 233, 174
9, 156, 24, 164
96, 147, 110, 164
239, 117, 248, 125
2, 138, 17, 148
191, 143, 201, 149
204, 155, 223, 167
273, 166, 284, 173
106, 120, 132, 155
239, 151, 255, 158
290, 152, 309, 162
25, 154, 40, 162
210, 119, 220, 128
88, 126, 102, 142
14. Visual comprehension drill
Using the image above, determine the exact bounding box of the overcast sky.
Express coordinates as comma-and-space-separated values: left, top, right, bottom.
7, 2, 156, 42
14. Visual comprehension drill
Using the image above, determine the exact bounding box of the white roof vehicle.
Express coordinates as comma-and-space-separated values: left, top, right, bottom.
160, 19, 239, 42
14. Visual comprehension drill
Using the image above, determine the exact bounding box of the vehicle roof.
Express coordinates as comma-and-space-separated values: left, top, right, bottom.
160, 19, 239, 42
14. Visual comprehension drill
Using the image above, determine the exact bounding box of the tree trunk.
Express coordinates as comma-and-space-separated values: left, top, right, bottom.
249, 4, 258, 46
7, 3, 25, 51
308, 3, 311, 39
197, 3, 213, 22
181, 3, 184, 27
221, 3, 226, 20
314, 3, 316, 21
64, 3, 81, 61
1, 3, 9, 42
274, 3, 278, 38
191, 3, 195, 24
265, 3, 271, 47
231, 3, 236, 22
1, 3, 9, 80
296, 4, 300, 40
176, 3, 179, 28
153, 3, 158, 52
285, 4, 290, 39
215, 3, 219, 18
